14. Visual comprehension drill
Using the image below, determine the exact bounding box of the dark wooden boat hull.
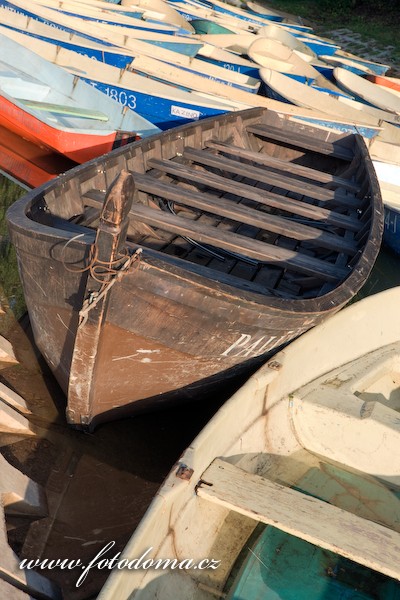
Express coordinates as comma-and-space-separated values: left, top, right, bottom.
7, 108, 383, 428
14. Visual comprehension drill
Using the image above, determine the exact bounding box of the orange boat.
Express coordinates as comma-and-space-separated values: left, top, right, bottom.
0, 124, 76, 189
0, 33, 159, 165
366, 74, 400, 93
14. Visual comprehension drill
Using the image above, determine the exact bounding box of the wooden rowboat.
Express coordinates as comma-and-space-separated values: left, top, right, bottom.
7, 108, 383, 429
98, 286, 400, 599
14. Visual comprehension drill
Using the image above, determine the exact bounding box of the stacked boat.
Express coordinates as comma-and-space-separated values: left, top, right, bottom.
3, 1, 400, 596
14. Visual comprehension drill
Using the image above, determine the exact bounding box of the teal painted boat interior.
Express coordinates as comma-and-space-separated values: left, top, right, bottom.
227, 461, 400, 599
227, 526, 400, 600
190, 18, 236, 34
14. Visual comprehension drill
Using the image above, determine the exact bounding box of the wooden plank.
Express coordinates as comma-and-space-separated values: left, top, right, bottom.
205, 140, 361, 192
146, 158, 361, 212
102, 201, 348, 281
183, 146, 357, 204
197, 459, 400, 581
67, 170, 135, 427
246, 124, 354, 161
131, 173, 358, 255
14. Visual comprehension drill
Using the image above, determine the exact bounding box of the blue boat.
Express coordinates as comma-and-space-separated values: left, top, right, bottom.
0, 0, 204, 56
0, 26, 246, 130
197, 51, 261, 78
384, 203, 400, 255
373, 161, 400, 255
168, 0, 283, 24
321, 53, 390, 77
295, 35, 339, 57
0, 16, 260, 93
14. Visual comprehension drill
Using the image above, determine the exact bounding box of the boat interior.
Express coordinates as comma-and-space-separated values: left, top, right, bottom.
34, 111, 377, 300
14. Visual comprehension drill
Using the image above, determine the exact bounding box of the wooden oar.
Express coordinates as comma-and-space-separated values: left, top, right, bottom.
20, 98, 109, 121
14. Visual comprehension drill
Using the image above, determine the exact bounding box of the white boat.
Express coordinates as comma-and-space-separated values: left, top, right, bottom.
373, 160, 400, 255
16, 0, 187, 34
193, 32, 258, 54
258, 23, 317, 62
98, 286, 400, 599
1, 0, 204, 56
334, 67, 400, 115
247, 37, 341, 92
0, 9, 260, 93
0, 26, 250, 129
84, 0, 196, 32
1, 23, 366, 125
260, 68, 400, 129
165, 0, 264, 34
248, 37, 319, 80
334, 48, 390, 75
320, 53, 378, 76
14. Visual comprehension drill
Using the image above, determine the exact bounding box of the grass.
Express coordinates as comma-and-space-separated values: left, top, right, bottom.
266, 0, 400, 67
0, 175, 27, 330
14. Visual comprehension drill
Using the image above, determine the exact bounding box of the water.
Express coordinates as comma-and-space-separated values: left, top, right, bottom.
1, 173, 400, 599
0, 175, 224, 598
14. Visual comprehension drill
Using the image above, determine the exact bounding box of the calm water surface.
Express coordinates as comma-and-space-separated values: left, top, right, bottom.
0, 174, 399, 599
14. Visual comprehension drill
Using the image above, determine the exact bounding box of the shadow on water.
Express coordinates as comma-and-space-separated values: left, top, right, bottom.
0, 174, 237, 599
1, 173, 400, 598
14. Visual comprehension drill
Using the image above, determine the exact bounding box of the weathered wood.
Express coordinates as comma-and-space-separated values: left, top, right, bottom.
109, 201, 349, 281
0, 336, 18, 368
85, 169, 361, 234
83, 189, 350, 280
247, 124, 354, 161
0, 454, 60, 599
183, 146, 358, 204
6, 107, 382, 429
197, 458, 400, 581
205, 140, 361, 192
129, 173, 358, 255
67, 170, 135, 426
147, 158, 361, 210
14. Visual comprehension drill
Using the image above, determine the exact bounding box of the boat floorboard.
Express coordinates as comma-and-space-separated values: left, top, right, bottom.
75, 131, 367, 297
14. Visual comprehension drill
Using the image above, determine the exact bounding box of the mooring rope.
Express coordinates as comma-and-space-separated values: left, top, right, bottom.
78, 247, 142, 327
60, 235, 143, 327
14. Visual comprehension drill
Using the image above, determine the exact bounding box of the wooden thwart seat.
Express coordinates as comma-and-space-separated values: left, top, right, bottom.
204, 140, 361, 192
82, 190, 349, 282
197, 459, 400, 581
132, 172, 358, 255
133, 172, 360, 234
246, 124, 355, 161
146, 157, 361, 209
183, 146, 357, 204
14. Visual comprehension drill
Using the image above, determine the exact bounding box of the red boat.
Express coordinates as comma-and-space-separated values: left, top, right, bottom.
0, 33, 159, 168
0, 124, 76, 189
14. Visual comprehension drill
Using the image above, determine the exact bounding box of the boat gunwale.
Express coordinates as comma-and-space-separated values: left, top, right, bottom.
6, 108, 384, 312
97, 286, 400, 600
